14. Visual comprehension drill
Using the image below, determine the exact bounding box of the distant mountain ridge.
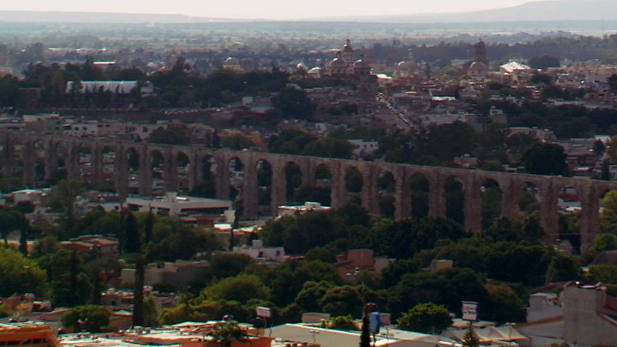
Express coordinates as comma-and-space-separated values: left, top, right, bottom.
317, 1, 617, 23
0, 1, 615, 24
0, 10, 252, 24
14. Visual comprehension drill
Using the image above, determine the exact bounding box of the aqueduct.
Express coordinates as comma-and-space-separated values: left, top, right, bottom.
2, 132, 616, 252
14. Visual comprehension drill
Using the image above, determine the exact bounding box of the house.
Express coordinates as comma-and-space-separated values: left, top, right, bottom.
233, 240, 286, 263
516, 282, 617, 346
121, 260, 210, 288
0, 322, 60, 347
59, 235, 120, 259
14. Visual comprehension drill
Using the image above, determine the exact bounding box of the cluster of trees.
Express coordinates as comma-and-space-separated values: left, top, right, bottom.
4, 176, 617, 332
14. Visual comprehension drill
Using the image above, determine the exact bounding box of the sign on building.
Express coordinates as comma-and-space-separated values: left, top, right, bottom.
462, 301, 478, 321
256, 306, 271, 318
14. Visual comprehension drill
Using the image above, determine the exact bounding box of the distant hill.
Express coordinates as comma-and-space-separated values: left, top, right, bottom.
0, 1, 615, 24
312, 1, 617, 23
0, 10, 252, 24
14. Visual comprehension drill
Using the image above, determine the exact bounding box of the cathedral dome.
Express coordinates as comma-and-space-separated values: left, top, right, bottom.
343, 39, 353, 52
330, 57, 347, 68
224, 57, 239, 65
354, 59, 370, 69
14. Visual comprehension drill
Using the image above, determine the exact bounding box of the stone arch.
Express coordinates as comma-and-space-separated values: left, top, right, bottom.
554, 183, 583, 253
8, 137, 25, 180
31, 138, 48, 185
344, 165, 363, 200
479, 177, 503, 230
76, 141, 94, 184
256, 159, 273, 215
377, 169, 396, 218
175, 150, 191, 194
192, 154, 217, 198
228, 156, 245, 201
100, 144, 118, 192
409, 171, 430, 218
444, 174, 465, 225
284, 160, 303, 203
518, 181, 541, 215
304, 163, 332, 206
149, 149, 166, 195
126, 147, 140, 195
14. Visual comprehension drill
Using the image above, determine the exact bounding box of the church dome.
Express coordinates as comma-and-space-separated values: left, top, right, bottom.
224, 57, 239, 65
343, 39, 353, 52
354, 59, 370, 69
330, 57, 347, 68
470, 62, 486, 70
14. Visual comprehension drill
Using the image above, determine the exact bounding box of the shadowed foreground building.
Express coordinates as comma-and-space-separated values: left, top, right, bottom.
517, 282, 617, 346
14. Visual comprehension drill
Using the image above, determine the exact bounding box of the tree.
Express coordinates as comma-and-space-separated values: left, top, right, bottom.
397, 303, 452, 334
325, 315, 358, 331
133, 255, 146, 327
202, 274, 271, 304
38, 249, 92, 307
584, 264, 617, 284
206, 321, 249, 347
210, 253, 254, 278
600, 191, 617, 233
301, 138, 354, 159
0, 209, 24, 244
546, 253, 580, 283
62, 305, 110, 333
222, 134, 255, 150
360, 304, 371, 347
426, 121, 477, 162
124, 212, 141, 254
462, 322, 480, 347
0, 246, 47, 296
295, 281, 333, 312
148, 126, 190, 146
482, 285, 526, 324
319, 285, 363, 318
586, 233, 617, 262
521, 142, 567, 175
528, 55, 560, 71
271, 87, 316, 120
49, 179, 85, 239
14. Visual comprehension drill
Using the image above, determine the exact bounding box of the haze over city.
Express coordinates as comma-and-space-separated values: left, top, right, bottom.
0, 0, 582, 20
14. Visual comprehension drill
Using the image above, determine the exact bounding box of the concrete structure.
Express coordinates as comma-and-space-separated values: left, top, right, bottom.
233, 240, 286, 263
2, 132, 617, 252
121, 260, 210, 288
59, 235, 120, 259
267, 324, 461, 347
517, 282, 617, 346
277, 202, 331, 218
0, 322, 60, 347
125, 192, 233, 221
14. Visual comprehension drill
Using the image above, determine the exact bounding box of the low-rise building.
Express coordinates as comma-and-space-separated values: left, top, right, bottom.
121, 260, 210, 288
233, 240, 286, 263
125, 192, 234, 223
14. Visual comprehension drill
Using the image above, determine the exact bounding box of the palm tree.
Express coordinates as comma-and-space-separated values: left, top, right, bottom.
206, 321, 250, 347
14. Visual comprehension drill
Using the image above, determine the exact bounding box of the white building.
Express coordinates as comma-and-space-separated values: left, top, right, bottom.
277, 202, 331, 218
125, 192, 234, 222
233, 239, 286, 263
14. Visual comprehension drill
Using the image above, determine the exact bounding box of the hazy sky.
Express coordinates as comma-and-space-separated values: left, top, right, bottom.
0, 0, 572, 20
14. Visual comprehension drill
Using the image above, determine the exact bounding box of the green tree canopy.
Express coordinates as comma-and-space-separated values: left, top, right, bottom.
0, 246, 47, 297
521, 142, 567, 175
201, 274, 271, 304
62, 305, 111, 333
271, 87, 316, 120
397, 303, 453, 334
